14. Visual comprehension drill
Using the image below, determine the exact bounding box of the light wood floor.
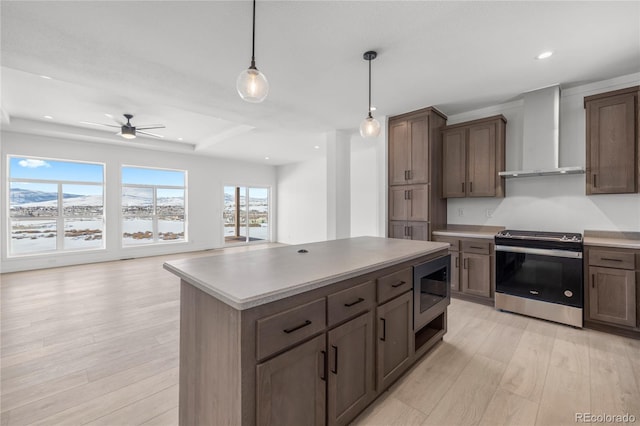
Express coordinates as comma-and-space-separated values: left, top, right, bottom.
2, 247, 639, 426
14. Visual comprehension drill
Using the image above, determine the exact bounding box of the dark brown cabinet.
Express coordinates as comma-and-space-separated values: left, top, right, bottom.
389, 185, 429, 222
588, 266, 636, 327
256, 334, 326, 426
376, 291, 413, 391
327, 312, 375, 426
442, 115, 506, 198
433, 235, 495, 303
462, 252, 492, 298
585, 86, 639, 195
585, 245, 639, 334
388, 107, 448, 241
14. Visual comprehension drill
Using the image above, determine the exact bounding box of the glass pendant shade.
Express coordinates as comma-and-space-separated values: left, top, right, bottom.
237, 67, 269, 103
360, 114, 381, 138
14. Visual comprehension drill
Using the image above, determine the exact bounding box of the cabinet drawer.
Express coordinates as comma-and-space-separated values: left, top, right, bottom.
432, 235, 460, 252
377, 268, 412, 304
256, 298, 326, 361
328, 280, 375, 327
462, 240, 491, 255
589, 249, 635, 270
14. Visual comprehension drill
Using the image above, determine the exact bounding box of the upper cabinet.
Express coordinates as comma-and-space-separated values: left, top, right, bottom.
389, 108, 447, 186
387, 107, 448, 241
442, 115, 506, 198
584, 86, 639, 195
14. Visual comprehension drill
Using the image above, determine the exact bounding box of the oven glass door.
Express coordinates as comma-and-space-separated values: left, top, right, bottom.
496, 247, 583, 308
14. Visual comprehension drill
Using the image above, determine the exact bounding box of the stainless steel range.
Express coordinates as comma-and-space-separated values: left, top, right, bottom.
495, 230, 583, 327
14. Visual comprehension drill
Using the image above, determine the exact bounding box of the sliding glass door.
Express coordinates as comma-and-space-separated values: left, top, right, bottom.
223, 186, 270, 245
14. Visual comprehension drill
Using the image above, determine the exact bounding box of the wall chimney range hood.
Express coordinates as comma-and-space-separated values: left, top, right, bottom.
499, 85, 585, 178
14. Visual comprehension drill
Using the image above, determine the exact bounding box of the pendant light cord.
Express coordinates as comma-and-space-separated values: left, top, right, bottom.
368, 57, 373, 118
250, 0, 257, 68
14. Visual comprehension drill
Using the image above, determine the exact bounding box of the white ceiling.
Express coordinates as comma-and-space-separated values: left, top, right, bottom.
1, 1, 639, 165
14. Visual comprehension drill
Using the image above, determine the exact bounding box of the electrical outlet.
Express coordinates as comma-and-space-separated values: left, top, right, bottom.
457, 208, 464, 217
486, 208, 494, 218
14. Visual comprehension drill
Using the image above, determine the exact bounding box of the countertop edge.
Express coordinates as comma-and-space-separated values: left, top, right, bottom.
583, 237, 640, 250
164, 243, 449, 310
432, 230, 497, 240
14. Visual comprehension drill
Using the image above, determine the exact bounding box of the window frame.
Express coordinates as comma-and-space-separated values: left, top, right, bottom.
121, 165, 187, 247
7, 155, 106, 257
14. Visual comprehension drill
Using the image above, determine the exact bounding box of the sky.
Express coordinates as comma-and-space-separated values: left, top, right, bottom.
9, 158, 185, 191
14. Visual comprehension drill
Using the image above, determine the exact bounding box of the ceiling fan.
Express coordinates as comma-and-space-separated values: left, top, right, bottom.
81, 114, 165, 139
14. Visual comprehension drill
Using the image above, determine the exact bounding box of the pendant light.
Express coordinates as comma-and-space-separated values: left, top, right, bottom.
360, 50, 381, 138
237, 0, 269, 103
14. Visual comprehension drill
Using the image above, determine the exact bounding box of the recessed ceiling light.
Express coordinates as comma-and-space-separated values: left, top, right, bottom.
536, 51, 553, 60
178, 137, 183, 141
43, 115, 54, 119
40, 75, 52, 80
265, 156, 270, 160
314, 145, 320, 149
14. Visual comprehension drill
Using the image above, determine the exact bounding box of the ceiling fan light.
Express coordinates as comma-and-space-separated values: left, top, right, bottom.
237, 67, 269, 103
360, 115, 381, 138
121, 127, 136, 139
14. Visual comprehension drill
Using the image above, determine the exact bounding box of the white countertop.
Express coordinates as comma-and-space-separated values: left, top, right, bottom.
584, 236, 640, 249
164, 236, 449, 310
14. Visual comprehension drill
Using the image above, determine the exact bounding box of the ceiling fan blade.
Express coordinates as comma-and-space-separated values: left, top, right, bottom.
81, 121, 121, 128
137, 130, 164, 138
104, 113, 123, 124
136, 125, 165, 130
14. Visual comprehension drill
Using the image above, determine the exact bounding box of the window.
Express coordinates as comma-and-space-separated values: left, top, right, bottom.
8, 156, 105, 256
223, 186, 270, 244
122, 166, 186, 245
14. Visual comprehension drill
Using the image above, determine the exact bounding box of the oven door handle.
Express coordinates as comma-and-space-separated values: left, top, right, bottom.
496, 245, 582, 259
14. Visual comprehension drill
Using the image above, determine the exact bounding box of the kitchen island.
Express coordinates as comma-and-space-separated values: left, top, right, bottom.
164, 236, 449, 426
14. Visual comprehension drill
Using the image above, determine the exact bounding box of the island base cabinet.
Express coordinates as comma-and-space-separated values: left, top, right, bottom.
327, 312, 375, 426
256, 334, 326, 426
588, 266, 636, 327
376, 291, 413, 391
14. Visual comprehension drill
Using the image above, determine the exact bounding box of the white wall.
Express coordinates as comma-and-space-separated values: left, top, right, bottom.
276, 156, 327, 244
1, 131, 277, 272
446, 73, 640, 233
350, 132, 383, 237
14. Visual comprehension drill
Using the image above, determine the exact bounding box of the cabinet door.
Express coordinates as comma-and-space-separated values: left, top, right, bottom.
442, 128, 467, 198
327, 312, 375, 426
586, 92, 637, 194
450, 251, 460, 292
376, 291, 413, 391
389, 120, 411, 186
462, 253, 491, 298
256, 334, 326, 426
588, 266, 636, 327
407, 185, 429, 222
409, 115, 429, 184
389, 187, 409, 221
389, 221, 409, 240
407, 221, 429, 241
467, 122, 496, 197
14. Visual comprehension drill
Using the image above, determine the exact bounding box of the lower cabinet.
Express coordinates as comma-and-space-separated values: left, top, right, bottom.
588, 266, 637, 327
462, 252, 491, 298
327, 312, 375, 426
450, 251, 460, 292
376, 291, 413, 390
432, 235, 494, 302
256, 334, 326, 426
585, 245, 640, 337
